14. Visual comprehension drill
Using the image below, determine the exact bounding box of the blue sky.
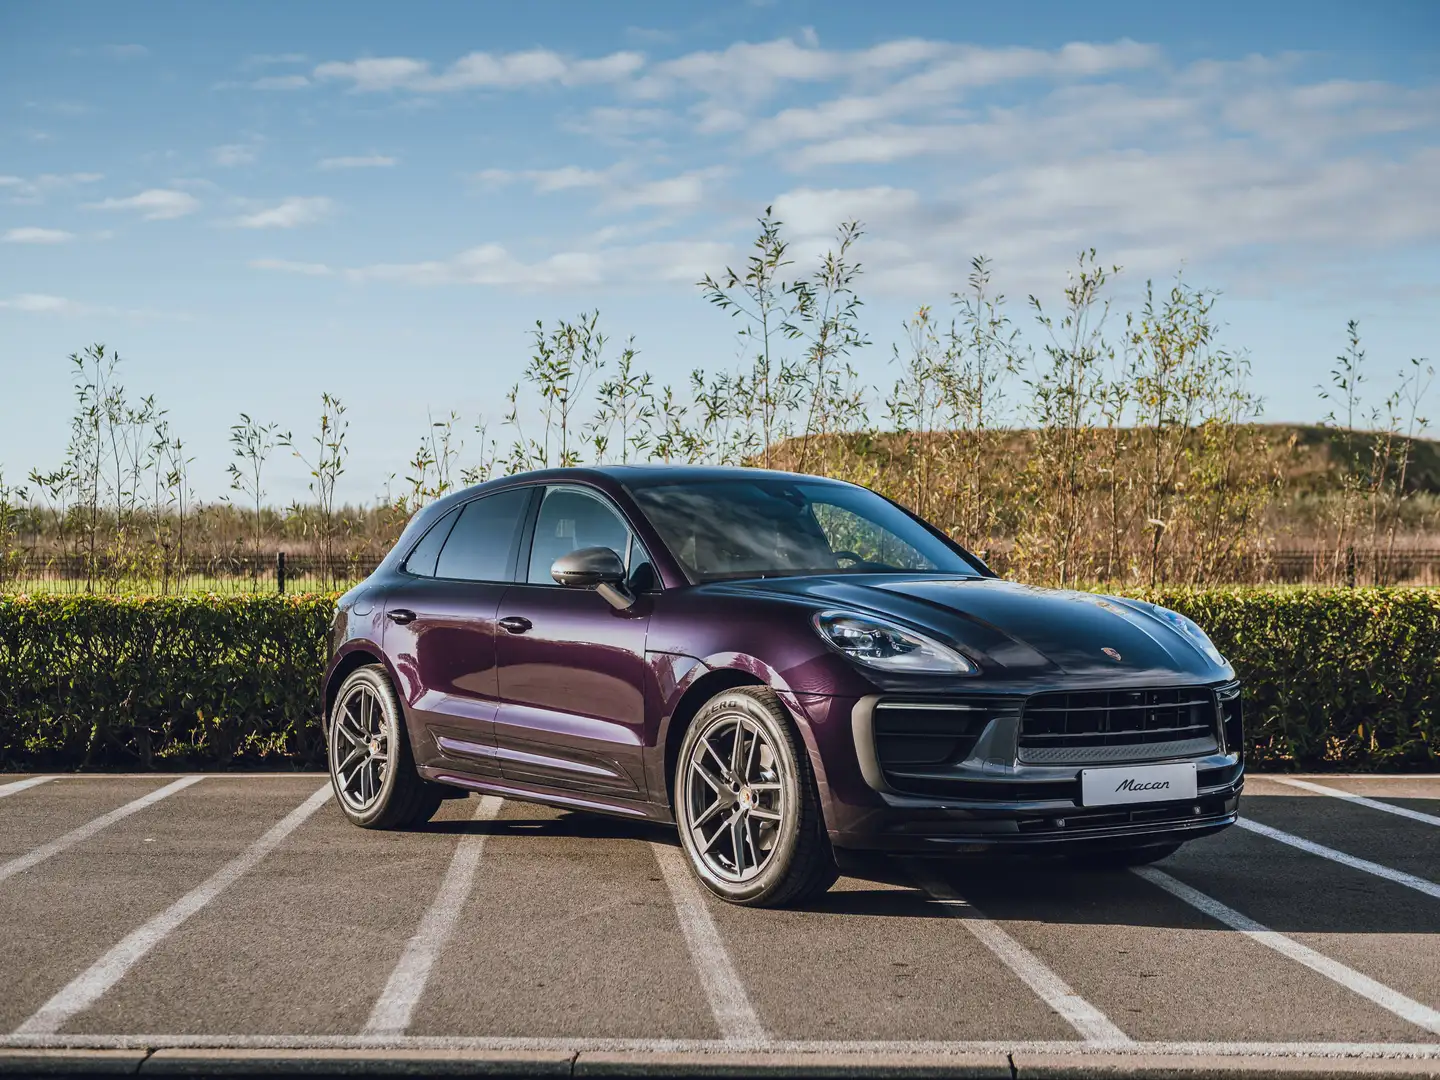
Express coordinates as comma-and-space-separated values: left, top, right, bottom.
2, 0, 1437, 502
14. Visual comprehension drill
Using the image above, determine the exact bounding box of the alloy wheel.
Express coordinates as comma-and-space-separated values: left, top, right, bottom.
682, 711, 789, 883
330, 682, 390, 813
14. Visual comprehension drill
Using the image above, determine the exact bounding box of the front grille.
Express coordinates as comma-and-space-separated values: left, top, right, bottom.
1018, 686, 1219, 763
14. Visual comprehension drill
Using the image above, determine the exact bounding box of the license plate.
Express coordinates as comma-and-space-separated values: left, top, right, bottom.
1081, 762, 1197, 807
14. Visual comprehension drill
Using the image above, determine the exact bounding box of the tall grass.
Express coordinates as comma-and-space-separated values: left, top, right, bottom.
3, 208, 1433, 592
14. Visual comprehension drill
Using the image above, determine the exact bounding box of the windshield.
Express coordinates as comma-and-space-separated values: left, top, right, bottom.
628, 477, 983, 582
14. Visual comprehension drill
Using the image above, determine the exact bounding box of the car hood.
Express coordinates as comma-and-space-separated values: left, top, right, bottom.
711, 574, 1230, 681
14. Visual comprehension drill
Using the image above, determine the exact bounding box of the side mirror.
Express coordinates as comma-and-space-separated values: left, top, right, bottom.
551, 546, 634, 610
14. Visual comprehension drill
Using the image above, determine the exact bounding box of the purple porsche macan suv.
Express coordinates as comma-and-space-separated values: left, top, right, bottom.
324, 466, 1244, 906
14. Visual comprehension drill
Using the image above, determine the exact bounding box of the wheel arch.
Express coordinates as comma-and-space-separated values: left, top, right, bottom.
659, 658, 827, 811
661, 668, 767, 810
323, 644, 388, 733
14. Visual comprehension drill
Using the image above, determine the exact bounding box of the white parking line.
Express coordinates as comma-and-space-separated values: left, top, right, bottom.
0, 777, 204, 886
650, 842, 767, 1047
1133, 867, 1440, 1036
0, 777, 56, 799
14, 783, 333, 1036
1267, 777, 1440, 827
911, 869, 1132, 1047
1237, 817, 1440, 900
364, 796, 503, 1035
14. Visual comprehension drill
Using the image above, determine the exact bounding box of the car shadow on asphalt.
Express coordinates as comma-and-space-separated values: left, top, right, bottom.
412, 797, 1440, 936
419, 808, 674, 844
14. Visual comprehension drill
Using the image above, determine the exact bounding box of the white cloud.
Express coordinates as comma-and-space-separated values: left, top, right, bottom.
252, 74, 310, 90
245, 52, 308, 68
474, 164, 723, 214
347, 239, 731, 290
476, 165, 615, 192
24, 100, 90, 117
249, 258, 334, 276
0, 292, 185, 320
604, 167, 726, 211
641, 36, 1154, 105
211, 143, 257, 167
101, 43, 149, 59
194, 34, 1439, 314
770, 186, 922, 237
751, 138, 1440, 300
314, 56, 429, 91
754, 53, 1439, 175
745, 42, 1166, 155
317, 154, 397, 169
0, 293, 77, 313
3, 226, 75, 244
313, 48, 644, 93
571, 105, 673, 141
233, 196, 333, 229
84, 188, 199, 220
2, 171, 103, 203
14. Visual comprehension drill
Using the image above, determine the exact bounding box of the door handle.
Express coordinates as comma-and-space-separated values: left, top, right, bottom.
498, 615, 532, 635
387, 608, 416, 625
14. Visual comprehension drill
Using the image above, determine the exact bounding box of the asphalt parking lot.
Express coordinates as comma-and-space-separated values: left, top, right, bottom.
0, 772, 1437, 1077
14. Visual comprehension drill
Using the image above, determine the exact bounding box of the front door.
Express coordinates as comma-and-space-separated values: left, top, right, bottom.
384, 486, 535, 777
493, 485, 653, 798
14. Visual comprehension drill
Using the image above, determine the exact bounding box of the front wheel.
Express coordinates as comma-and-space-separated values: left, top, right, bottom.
674, 686, 837, 907
328, 665, 445, 829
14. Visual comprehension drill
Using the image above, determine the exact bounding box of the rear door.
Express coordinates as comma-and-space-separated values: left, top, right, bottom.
383, 486, 536, 777
492, 485, 655, 798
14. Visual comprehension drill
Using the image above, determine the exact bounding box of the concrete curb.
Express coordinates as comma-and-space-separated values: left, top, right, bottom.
1009, 1053, 1440, 1079
4, 1049, 1440, 1079
0, 1051, 149, 1076
571, 1051, 1011, 1077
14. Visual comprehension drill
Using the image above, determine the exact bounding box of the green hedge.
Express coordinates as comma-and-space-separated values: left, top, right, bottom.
0, 588, 1435, 771
0, 594, 334, 770
1122, 587, 1437, 770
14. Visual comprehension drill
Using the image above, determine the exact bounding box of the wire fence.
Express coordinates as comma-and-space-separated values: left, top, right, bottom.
979, 546, 1440, 587
4, 546, 1440, 594
1, 553, 383, 595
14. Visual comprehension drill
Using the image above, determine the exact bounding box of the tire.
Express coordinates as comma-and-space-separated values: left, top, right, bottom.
674, 686, 838, 907
1081, 841, 1183, 869
328, 665, 446, 829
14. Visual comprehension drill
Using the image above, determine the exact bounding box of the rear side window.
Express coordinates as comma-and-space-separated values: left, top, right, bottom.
402, 507, 460, 577
435, 488, 531, 582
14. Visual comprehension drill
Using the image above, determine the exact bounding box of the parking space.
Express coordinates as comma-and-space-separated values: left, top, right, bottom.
0, 773, 1436, 1069
406, 800, 718, 1040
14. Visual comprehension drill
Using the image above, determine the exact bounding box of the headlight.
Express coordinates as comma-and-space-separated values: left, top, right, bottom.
1151, 605, 1227, 667
813, 610, 977, 675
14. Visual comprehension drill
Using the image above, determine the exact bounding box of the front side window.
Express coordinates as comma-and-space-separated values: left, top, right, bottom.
527, 487, 649, 585
434, 488, 531, 582
628, 478, 979, 582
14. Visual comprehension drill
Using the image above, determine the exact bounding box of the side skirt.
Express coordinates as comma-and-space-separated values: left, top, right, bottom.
417, 766, 675, 824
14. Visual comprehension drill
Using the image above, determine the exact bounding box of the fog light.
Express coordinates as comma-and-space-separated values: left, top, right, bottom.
1052, 817, 1066, 828
1193, 804, 1202, 815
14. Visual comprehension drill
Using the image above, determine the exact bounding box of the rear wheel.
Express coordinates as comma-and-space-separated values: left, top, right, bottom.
328, 665, 445, 829
674, 686, 838, 907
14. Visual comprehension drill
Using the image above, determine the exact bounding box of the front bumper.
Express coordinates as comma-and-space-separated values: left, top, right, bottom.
827, 785, 1242, 853
795, 685, 1245, 854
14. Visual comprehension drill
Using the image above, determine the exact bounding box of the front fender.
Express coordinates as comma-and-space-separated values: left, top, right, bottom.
645, 647, 855, 814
